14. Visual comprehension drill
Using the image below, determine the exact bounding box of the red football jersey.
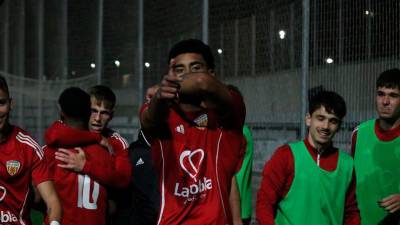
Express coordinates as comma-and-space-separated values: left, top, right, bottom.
44, 121, 131, 188
82, 128, 131, 188
44, 123, 117, 225
0, 126, 50, 225
142, 91, 246, 225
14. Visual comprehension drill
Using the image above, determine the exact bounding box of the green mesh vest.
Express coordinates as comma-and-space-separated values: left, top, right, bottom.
236, 125, 253, 219
275, 141, 354, 225
354, 119, 400, 225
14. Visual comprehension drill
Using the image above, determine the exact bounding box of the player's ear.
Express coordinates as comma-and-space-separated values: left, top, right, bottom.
305, 113, 311, 127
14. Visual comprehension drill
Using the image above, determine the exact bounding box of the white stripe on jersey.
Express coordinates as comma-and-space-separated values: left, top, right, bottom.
140, 130, 151, 147
352, 126, 359, 138
215, 131, 228, 223
157, 140, 165, 225
111, 132, 129, 149
16, 132, 44, 159
19, 189, 29, 225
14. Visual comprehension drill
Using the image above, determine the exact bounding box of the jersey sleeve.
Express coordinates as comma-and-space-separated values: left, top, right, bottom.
45, 120, 102, 147
220, 90, 246, 130
18, 134, 52, 186
109, 133, 132, 185
82, 137, 132, 188
256, 145, 294, 225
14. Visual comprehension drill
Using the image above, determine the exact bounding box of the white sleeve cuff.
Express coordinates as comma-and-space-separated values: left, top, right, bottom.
50, 221, 61, 225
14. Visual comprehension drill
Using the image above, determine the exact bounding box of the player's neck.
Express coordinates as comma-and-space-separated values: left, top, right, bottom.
378, 117, 400, 131
63, 119, 88, 130
179, 102, 203, 113
307, 136, 331, 154
0, 123, 12, 143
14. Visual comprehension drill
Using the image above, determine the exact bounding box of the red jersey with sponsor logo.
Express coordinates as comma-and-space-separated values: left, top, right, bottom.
0, 126, 50, 225
142, 91, 246, 225
43, 122, 117, 225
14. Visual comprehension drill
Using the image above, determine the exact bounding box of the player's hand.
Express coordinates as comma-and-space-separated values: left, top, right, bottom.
156, 59, 181, 100
146, 84, 160, 102
55, 148, 86, 172
379, 193, 400, 213
100, 136, 115, 155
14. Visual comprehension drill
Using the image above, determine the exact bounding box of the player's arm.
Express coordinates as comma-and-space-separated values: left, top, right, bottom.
256, 145, 293, 225
36, 181, 62, 224
230, 176, 243, 225
110, 134, 132, 186
140, 64, 180, 132
179, 72, 234, 118
45, 120, 102, 146
89, 134, 132, 187
30, 138, 62, 224
56, 146, 131, 188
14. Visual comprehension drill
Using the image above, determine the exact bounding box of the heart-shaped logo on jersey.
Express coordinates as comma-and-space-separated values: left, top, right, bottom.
179, 149, 204, 182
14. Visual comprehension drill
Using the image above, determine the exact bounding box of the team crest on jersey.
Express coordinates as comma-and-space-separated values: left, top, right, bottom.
6, 160, 20, 176
193, 114, 208, 128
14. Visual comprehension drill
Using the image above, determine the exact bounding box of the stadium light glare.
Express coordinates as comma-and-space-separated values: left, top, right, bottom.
279, 30, 286, 39
90, 63, 96, 68
114, 60, 120, 67
144, 62, 150, 68
365, 10, 374, 16
325, 57, 334, 64
217, 49, 223, 54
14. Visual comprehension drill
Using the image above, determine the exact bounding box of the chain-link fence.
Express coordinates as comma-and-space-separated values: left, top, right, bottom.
1, 0, 399, 223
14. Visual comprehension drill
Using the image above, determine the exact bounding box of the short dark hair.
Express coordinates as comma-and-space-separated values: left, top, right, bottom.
58, 87, 91, 120
0, 75, 10, 97
376, 68, 400, 90
168, 39, 215, 70
309, 91, 347, 120
88, 85, 116, 109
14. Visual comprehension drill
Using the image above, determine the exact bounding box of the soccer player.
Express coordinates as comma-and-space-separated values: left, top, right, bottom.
51, 85, 131, 224
0, 75, 62, 225
43, 87, 120, 225
140, 39, 246, 225
51, 85, 131, 188
256, 91, 360, 225
352, 68, 400, 225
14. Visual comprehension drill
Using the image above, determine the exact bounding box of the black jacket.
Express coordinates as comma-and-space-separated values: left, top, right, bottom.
109, 130, 159, 225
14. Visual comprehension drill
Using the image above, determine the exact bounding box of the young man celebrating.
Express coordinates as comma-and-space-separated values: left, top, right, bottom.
52, 85, 131, 225
140, 39, 246, 225
44, 87, 124, 225
256, 91, 360, 225
0, 75, 62, 225
52, 85, 131, 188
352, 68, 400, 225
